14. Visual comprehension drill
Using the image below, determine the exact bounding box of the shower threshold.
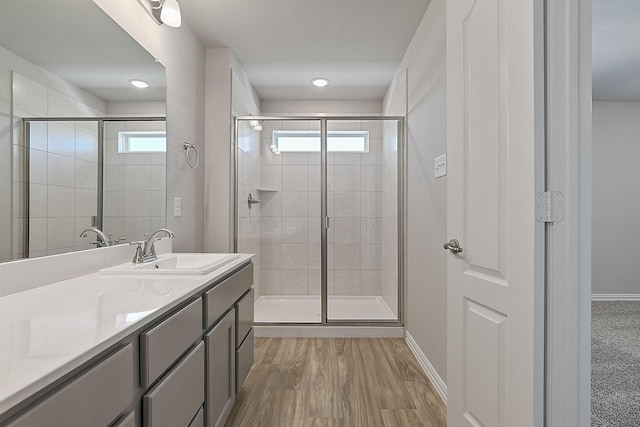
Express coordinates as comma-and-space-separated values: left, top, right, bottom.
254, 295, 396, 323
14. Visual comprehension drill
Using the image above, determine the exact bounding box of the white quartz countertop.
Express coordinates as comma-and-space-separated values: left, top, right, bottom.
0, 254, 253, 416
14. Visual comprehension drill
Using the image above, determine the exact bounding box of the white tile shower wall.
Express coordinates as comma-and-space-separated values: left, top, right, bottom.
232, 68, 261, 299
102, 120, 167, 243
12, 73, 106, 258
259, 119, 385, 299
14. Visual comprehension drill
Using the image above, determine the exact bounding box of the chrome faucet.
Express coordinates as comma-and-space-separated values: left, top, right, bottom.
141, 228, 175, 261
79, 227, 109, 248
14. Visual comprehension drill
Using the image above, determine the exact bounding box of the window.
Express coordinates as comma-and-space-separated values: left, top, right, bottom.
118, 131, 166, 153
273, 130, 369, 153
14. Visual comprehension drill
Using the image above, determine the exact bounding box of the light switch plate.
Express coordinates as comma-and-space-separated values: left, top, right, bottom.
173, 198, 182, 217
435, 153, 447, 178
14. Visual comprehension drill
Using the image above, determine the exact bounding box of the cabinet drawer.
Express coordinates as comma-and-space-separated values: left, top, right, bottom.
235, 288, 254, 347
143, 342, 205, 427
8, 344, 133, 427
189, 406, 204, 427
140, 298, 203, 387
236, 328, 254, 390
204, 263, 253, 329
113, 411, 135, 427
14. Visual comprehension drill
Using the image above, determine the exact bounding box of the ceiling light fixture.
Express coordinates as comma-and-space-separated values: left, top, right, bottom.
137, 0, 182, 28
311, 78, 330, 88
129, 79, 150, 88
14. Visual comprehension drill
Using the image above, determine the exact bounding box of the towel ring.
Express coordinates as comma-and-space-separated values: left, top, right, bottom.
183, 142, 199, 169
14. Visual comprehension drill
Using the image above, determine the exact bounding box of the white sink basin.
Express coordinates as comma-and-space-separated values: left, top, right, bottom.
100, 253, 241, 275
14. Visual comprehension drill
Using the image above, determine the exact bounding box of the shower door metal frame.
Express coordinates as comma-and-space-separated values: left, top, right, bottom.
234, 115, 405, 327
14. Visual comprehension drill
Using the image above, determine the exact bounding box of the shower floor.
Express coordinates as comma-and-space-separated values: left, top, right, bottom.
254, 295, 397, 323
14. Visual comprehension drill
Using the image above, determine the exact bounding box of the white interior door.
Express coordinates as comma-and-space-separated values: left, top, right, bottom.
446, 0, 545, 426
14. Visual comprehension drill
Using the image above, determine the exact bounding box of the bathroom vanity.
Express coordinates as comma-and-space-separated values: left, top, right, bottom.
0, 254, 254, 427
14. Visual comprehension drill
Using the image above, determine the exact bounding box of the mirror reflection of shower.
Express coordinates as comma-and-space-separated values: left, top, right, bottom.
22, 117, 166, 258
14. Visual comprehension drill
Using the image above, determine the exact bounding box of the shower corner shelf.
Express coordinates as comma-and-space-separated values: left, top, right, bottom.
257, 188, 278, 192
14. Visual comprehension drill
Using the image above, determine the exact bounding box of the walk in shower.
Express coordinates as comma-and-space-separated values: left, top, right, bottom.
19, 117, 166, 258
234, 116, 404, 325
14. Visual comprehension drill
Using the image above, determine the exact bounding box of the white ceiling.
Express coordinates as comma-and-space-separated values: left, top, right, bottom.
593, 0, 640, 101
180, 0, 431, 101
0, 0, 166, 102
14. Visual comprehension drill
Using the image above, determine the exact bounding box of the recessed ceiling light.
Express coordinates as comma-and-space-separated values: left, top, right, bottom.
311, 78, 330, 88
129, 79, 150, 88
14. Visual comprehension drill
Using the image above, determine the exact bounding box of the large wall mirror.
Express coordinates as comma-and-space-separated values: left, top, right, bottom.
0, 0, 167, 263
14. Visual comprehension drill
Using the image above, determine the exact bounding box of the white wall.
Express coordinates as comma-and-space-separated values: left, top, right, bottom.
592, 101, 640, 295
261, 100, 381, 115
232, 63, 262, 297
93, 0, 206, 253
386, 0, 448, 383
105, 101, 166, 116
203, 48, 263, 257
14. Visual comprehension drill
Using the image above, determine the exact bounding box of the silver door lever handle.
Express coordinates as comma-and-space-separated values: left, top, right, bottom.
443, 238, 463, 254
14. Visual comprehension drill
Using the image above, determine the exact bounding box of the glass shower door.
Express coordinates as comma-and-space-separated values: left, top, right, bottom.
326, 118, 400, 321
247, 118, 323, 323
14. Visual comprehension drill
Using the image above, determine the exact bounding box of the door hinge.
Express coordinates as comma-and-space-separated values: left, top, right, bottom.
535, 191, 564, 223
325, 217, 331, 229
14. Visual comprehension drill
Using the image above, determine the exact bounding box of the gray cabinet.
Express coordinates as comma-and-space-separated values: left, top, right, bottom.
205, 309, 236, 427
235, 288, 254, 345
236, 328, 254, 389
7, 345, 133, 427
235, 289, 254, 390
204, 264, 253, 329
113, 412, 136, 427
143, 342, 205, 427
2, 261, 256, 427
189, 407, 204, 427
140, 298, 203, 387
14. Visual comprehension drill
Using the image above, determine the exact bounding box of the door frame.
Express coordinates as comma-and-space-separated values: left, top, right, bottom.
544, 0, 592, 425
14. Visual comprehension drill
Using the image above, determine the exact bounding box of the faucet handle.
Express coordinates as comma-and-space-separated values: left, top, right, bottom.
130, 241, 144, 264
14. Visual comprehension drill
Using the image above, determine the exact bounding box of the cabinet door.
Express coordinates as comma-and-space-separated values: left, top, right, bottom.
205, 309, 236, 427
235, 288, 254, 347
236, 328, 254, 390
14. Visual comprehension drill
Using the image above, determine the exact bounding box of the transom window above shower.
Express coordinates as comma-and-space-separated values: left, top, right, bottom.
273, 130, 369, 153
118, 131, 167, 153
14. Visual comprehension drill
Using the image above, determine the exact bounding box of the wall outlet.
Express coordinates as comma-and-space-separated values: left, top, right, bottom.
435, 153, 447, 178
173, 198, 182, 217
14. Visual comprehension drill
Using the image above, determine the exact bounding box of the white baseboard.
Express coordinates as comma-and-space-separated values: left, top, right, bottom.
591, 294, 640, 301
405, 331, 447, 405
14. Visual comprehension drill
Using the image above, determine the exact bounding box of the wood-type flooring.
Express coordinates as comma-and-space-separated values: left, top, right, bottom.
225, 338, 446, 427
